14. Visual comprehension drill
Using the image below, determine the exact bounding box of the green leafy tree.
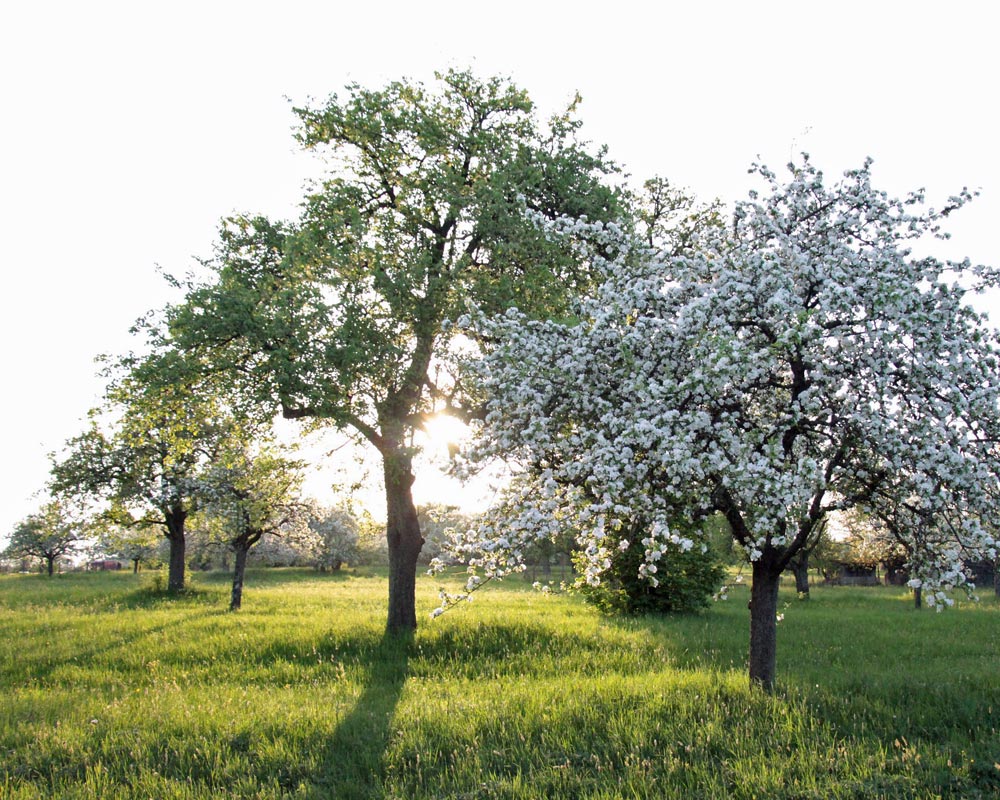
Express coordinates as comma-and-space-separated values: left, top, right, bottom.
5, 500, 84, 576
161, 70, 623, 632
50, 370, 235, 592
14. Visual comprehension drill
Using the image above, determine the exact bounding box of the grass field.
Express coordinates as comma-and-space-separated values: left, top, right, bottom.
0, 567, 997, 799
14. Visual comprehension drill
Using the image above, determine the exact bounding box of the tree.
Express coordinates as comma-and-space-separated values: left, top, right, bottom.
160, 70, 623, 632
5, 500, 84, 576
93, 525, 161, 573
201, 441, 307, 611
784, 517, 829, 599
306, 504, 360, 571
416, 504, 476, 566
50, 371, 235, 592
444, 156, 1000, 691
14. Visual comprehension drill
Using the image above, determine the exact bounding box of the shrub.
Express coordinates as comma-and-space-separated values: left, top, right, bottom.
577, 520, 726, 615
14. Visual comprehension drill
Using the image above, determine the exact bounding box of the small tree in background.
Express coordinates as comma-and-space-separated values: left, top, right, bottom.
416, 504, 476, 566
50, 369, 236, 593
5, 500, 84, 576
576, 516, 725, 615
306, 505, 360, 571
201, 442, 307, 611
93, 525, 161, 573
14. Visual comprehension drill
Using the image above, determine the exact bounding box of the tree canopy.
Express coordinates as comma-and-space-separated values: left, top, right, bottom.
50, 368, 242, 592
4, 500, 84, 576
159, 69, 625, 631
440, 156, 1000, 690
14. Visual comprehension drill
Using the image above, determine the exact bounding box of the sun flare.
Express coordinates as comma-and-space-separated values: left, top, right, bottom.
420, 413, 470, 447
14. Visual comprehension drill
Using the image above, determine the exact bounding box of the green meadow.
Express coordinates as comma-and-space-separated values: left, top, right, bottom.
0, 568, 997, 799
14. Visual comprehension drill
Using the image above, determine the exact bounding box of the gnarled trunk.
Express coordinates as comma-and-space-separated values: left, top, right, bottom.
749, 558, 782, 692
165, 508, 187, 592
230, 546, 249, 611
383, 451, 424, 634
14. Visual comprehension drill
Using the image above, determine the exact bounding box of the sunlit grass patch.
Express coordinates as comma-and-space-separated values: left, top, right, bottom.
1, 568, 997, 798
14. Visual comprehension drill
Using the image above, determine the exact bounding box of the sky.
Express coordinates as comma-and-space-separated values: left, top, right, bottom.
2, 0, 998, 542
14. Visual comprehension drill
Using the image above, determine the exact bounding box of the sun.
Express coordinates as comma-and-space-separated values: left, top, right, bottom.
420, 413, 470, 450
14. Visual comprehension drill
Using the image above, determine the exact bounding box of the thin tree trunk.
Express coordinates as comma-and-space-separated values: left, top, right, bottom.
46, 556, 55, 577
793, 556, 810, 598
749, 559, 781, 692
165, 509, 187, 592
383, 450, 424, 634
133, 558, 140, 574
230, 546, 249, 611
913, 585, 922, 609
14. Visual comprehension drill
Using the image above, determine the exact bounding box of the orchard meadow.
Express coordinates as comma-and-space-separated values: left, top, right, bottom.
1, 568, 997, 799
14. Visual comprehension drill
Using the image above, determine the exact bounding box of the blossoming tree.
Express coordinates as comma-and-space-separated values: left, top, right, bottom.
441, 157, 1000, 690
200, 440, 308, 611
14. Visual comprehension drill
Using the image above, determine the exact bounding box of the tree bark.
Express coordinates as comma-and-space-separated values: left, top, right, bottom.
793, 556, 810, 598
749, 559, 781, 692
913, 585, 922, 609
230, 546, 249, 611
165, 508, 187, 592
132, 558, 140, 574
383, 450, 424, 635
46, 555, 55, 577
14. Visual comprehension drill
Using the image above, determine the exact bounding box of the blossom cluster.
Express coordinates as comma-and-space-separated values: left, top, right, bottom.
436, 156, 1000, 608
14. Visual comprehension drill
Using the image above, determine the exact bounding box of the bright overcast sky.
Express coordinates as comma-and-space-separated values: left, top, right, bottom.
1, 0, 997, 540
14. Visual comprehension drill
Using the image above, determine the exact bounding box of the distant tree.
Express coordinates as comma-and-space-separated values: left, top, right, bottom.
576, 515, 726, 615
416, 504, 476, 566
783, 517, 830, 599
5, 500, 84, 576
93, 525, 161, 573
306, 505, 360, 571
201, 442, 307, 610
249, 532, 316, 567
159, 70, 624, 633
444, 156, 1000, 691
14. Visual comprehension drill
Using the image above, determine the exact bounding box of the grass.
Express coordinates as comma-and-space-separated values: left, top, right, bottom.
0, 568, 997, 799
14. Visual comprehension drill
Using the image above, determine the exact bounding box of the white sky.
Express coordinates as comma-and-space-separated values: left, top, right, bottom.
2, 0, 998, 541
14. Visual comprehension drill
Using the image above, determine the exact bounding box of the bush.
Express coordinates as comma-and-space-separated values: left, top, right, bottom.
578, 520, 726, 615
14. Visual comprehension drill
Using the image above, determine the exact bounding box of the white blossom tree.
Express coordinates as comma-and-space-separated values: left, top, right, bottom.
438, 156, 1000, 691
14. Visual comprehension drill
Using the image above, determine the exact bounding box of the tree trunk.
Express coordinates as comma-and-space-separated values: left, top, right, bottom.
793, 556, 810, 598
46, 555, 55, 577
165, 509, 187, 592
913, 585, 922, 609
749, 559, 781, 692
383, 451, 425, 635
133, 558, 140, 574
230, 546, 249, 611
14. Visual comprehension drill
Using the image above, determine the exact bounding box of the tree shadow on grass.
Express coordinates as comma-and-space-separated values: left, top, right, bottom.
307, 631, 411, 800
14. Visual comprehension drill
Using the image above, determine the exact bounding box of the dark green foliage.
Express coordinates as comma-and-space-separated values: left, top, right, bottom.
579, 528, 726, 615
